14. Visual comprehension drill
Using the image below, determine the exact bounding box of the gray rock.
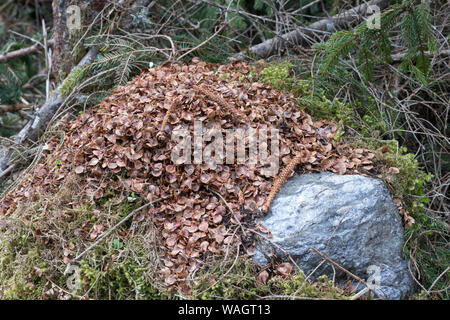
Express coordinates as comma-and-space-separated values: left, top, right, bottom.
254, 172, 416, 299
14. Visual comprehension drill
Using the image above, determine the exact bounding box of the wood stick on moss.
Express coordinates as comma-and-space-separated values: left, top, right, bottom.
262, 152, 303, 213
0, 104, 30, 115
64, 198, 162, 275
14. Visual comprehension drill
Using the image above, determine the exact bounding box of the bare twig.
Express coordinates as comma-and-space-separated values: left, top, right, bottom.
427, 266, 449, 293
234, 0, 390, 59
0, 40, 53, 63
208, 187, 246, 236
0, 164, 15, 179
391, 48, 450, 62
0, 104, 30, 115
64, 198, 162, 275
247, 228, 303, 274
311, 247, 384, 300
0, 47, 99, 176
177, 21, 230, 61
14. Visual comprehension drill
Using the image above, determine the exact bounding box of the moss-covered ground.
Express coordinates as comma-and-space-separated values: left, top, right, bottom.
0, 61, 447, 300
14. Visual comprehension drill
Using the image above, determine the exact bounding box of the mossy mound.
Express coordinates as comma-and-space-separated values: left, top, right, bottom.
1, 60, 385, 299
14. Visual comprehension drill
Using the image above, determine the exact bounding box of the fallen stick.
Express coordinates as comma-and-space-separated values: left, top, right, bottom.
391, 48, 450, 62
0, 104, 30, 115
234, 0, 390, 59
0, 164, 15, 179
207, 187, 247, 236
311, 247, 385, 300
0, 47, 99, 177
351, 287, 370, 300
0, 40, 54, 64
247, 228, 303, 275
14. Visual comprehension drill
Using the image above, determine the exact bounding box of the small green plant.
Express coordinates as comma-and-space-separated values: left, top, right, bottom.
260, 62, 296, 91
127, 192, 137, 202
79, 239, 166, 300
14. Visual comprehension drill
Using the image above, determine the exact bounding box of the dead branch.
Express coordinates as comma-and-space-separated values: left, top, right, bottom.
0, 163, 15, 179
0, 47, 99, 177
311, 247, 385, 300
391, 48, 450, 62
0, 43, 40, 63
0, 104, 30, 115
0, 40, 53, 63
234, 0, 390, 59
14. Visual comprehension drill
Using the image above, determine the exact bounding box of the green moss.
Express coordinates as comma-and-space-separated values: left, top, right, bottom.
0, 200, 79, 298
0, 213, 50, 299
0, 199, 166, 299
260, 62, 295, 91
259, 62, 387, 139
362, 139, 433, 200
79, 239, 168, 300
259, 60, 447, 299
0, 174, 173, 300
60, 66, 88, 98
191, 258, 349, 300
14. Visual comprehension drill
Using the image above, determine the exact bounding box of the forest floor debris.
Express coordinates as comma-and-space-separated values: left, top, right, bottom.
1, 59, 379, 295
